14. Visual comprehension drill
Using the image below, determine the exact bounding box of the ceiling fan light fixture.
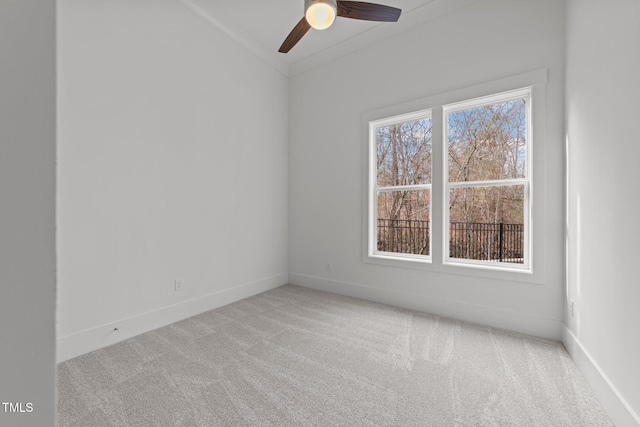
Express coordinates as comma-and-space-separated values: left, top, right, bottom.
305, 0, 337, 30
279, 0, 401, 53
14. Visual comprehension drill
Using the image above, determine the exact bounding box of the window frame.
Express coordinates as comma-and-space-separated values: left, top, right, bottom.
443, 88, 532, 272
363, 70, 546, 277
367, 109, 434, 264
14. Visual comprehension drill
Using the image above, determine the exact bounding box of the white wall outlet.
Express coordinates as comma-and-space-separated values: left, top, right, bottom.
570, 299, 575, 317
325, 261, 332, 271
174, 278, 184, 292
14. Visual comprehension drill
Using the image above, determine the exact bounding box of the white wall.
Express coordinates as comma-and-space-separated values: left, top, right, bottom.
565, 0, 640, 425
289, 0, 566, 339
0, 1, 56, 425
57, 0, 289, 361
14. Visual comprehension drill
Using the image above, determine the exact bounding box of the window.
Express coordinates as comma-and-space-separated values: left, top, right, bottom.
444, 89, 530, 269
367, 86, 533, 272
369, 110, 433, 261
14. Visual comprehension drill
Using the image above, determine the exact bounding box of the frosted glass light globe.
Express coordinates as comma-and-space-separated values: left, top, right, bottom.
305, 0, 337, 30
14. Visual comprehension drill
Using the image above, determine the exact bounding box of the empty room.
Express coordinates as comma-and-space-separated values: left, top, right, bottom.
1, 0, 639, 426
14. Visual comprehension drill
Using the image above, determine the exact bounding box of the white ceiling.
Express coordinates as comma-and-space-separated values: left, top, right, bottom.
175, 0, 477, 75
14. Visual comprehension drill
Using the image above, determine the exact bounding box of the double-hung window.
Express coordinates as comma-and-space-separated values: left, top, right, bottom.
367, 85, 532, 272
444, 89, 530, 270
370, 111, 433, 261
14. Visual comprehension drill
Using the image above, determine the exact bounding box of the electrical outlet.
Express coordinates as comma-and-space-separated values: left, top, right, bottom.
570, 300, 575, 317
325, 261, 332, 271
175, 278, 184, 292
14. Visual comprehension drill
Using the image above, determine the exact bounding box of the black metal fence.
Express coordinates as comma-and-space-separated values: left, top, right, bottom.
377, 219, 524, 263
449, 221, 524, 263
377, 219, 430, 255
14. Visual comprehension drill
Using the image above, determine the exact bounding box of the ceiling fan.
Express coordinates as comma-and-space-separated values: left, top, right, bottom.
279, 0, 402, 53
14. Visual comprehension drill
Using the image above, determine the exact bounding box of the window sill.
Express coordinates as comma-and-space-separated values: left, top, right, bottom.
369, 252, 432, 265
364, 252, 541, 284
444, 258, 532, 274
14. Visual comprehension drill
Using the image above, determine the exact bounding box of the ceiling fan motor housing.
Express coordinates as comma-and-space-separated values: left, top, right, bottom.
305, 0, 338, 12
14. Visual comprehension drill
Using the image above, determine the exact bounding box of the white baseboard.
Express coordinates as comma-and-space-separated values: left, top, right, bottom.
562, 327, 640, 427
57, 273, 288, 363
288, 273, 563, 341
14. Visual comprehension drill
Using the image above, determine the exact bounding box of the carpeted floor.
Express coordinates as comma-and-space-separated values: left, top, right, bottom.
57, 284, 612, 426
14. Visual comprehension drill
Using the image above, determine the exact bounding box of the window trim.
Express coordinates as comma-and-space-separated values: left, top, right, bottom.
362, 69, 547, 279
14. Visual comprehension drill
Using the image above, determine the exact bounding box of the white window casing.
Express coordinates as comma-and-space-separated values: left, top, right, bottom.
363, 69, 547, 278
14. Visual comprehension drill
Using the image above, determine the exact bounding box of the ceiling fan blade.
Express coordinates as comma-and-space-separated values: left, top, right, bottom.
337, 1, 401, 22
279, 17, 311, 53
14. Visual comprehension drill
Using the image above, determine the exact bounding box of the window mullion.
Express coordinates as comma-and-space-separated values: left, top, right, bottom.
431, 106, 444, 266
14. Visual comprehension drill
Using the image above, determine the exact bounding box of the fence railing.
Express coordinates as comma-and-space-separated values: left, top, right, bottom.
377, 219, 524, 263
377, 219, 430, 255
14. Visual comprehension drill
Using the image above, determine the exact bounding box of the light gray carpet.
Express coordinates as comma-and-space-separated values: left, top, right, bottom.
57, 285, 612, 426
